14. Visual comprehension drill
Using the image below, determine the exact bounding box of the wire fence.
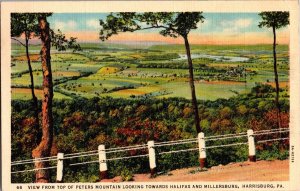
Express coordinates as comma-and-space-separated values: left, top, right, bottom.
11, 128, 290, 175
69, 160, 99, 166
155, 138, 197, 145
11, 156, 57, 165
106, 144, 148, 151
11, 157, 58, 166
206, 142, 248, 149
254, 129, 290, 136
106, 154, 149, 162
64, 150, 98, 157
205, 134, 248, 142
154, 140, 198, 147
11, 166, 57, 174
257, 137, 289, 144
158, 147, 199, 155
106, 146, 147, 154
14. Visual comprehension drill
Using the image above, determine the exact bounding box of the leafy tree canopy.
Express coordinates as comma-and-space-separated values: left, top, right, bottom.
51, 29, 82, 52
99, 12, 204, 40
258, 11, 289, 29
11, 13, 52, 38
11, 13, 81, 52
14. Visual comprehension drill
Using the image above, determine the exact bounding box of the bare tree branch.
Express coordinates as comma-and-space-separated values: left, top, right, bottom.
11, 37, 26, 47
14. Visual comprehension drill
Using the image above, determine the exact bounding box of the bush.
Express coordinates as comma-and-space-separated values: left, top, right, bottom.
256, 142, 289, 161
11, 93, 290, 183
120, 168, 134, 181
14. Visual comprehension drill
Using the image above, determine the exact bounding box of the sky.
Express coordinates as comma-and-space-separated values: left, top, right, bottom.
47, 13, 289, 45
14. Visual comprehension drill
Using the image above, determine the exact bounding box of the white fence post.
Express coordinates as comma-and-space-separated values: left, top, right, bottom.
98, 145, 108, 180
198, 132, 207, 168
247, 129, 256, 162
56, 153, 64, 183
148, 141, 156, 177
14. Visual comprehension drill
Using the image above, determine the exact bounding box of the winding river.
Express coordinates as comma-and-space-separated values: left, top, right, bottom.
175, 54, 249, 62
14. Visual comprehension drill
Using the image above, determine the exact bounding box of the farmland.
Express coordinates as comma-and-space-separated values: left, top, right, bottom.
11, 43, 289, 101
11, 42, 290, 183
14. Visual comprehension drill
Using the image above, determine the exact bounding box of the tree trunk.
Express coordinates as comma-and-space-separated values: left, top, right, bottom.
32, 16, 53, 183
272, 25, 281, 129
183, 35, 201, 133
25, 35, 40, 133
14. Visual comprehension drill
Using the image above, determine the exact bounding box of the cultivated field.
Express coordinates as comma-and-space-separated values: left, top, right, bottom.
11, 43, 289, 101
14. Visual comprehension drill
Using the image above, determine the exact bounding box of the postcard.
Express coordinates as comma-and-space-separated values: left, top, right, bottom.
1, 1, 300, 191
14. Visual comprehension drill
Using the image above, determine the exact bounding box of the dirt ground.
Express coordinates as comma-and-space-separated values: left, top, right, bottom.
101, 160, 289, 182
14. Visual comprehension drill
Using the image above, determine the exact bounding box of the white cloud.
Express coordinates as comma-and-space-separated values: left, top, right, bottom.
138, 22, 150, 28
197, 19, 209, 28
220, 18, 253, 33
235, 18, 252, 28
53, 21, 65, 30
53, 20, 77, 31
67, 21, 77, 29
86, 19, 99, 29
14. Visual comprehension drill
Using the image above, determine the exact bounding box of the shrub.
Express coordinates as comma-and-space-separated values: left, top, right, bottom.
11, 94, 290, 183
120, 168, 134, 181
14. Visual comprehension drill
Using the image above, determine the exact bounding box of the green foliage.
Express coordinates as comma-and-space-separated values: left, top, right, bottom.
11, 13, 52, 38
258, 12, 289, 29
205, 141, 248, 167
51, 29, 82, 52
120, 168, 134, 181
220, 106, 233, 119
257, 143, 289, 161
100, 12, 204, 41
62, 164, 99, 183
11, 89, 289, 183
200, 119, 210, 131
251, 83, 276, 98
237, 105, 248, 115
108, 158, 149, 180
11, 13, 81, 52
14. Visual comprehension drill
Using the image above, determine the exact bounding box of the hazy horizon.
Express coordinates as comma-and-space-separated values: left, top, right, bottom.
12, 12, 290, 46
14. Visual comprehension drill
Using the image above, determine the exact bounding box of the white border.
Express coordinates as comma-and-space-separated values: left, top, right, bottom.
1, 1, 299, 191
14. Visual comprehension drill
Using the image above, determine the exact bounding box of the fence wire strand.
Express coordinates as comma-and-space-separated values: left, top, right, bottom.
69, 160, 99, 166
254, 128, 289, 133
254, 130, 289, 136
154, 140, 198, 147
205, 134, 248, 142
205, 132, 247, 139
64, 150, 98, 157
106, 146, 147, 154
63, 153, 98, 160
155, 138, 197, 145
12, 158, 58, 166
11, 156, 57, 165
159, 148, 198, 155
257, 137, 289, 144
11, 166, 57, 174
106, 144, 148, 151
106, 154, 149, 161
206, 142, 248, 149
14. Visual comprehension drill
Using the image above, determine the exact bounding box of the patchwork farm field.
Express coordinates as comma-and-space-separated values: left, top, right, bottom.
11, 88, 71, 100
11, 43, 289, 101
